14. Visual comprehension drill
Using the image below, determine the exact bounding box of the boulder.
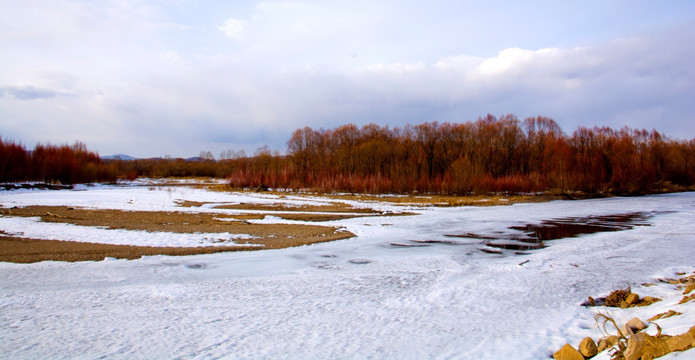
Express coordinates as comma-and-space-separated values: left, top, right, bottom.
620, 317, 647, 337
666, 325, 695, 352
626, 293, 640, 305
578, 337, 598, 358
597, 335, 620, 353
620, 324, 635, 337
553, 343, 584, 360
624, 332, 670, 360
625, 317, 648, 332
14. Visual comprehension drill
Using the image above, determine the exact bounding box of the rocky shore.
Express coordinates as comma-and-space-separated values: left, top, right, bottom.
554, 271, 695, 360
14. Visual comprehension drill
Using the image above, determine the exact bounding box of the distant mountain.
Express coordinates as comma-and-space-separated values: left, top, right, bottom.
102, 154, 136, 161
101, 154, 209, 162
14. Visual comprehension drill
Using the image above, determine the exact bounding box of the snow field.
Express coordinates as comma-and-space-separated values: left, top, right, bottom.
1, 184, 695, 359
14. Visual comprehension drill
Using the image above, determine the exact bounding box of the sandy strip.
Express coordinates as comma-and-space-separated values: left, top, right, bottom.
0, 206, 352, 240
0, 230, 354, 263
0, 236, 266, 263
0, 206, 356, 263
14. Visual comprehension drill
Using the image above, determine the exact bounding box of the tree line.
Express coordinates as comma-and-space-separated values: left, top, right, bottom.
272, 114, 695, 195
2, 114, 694, 194
0, 140, 118, 184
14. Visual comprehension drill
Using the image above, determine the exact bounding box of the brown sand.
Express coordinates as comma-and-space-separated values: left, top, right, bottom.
0, 206, 355, 263
0, 236, 264, 263
0, 206, 351, 236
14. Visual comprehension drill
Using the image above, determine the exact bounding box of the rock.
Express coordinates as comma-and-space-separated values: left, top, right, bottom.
553, 343, 584, 360
620, 317, 648, 337
626, 293, 640, 305
625, 317, 648, 332
666, 325, 695, 352
639, 296, 661, 306
579, 337, 598, 358
597, 335, 620, 353
624, 332, 670, 360
620, 323, 635, 337
588, 296, 595, 306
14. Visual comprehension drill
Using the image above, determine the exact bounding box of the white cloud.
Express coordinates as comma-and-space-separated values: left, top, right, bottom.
162, 51, 184, 65
2, 1, 695, 157
359, 62, 427, 74
434, 55, 485, 72
478, 48, 537, 76
4, 29, 695, 156
217, 18, 246, 39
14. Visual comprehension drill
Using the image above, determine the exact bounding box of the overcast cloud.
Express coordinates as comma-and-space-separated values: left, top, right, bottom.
1, 0, 694, 157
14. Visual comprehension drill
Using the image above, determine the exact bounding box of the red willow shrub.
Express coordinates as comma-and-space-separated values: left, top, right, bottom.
0, 138, 29, 183
0, 139, 117, 184
279, 114, 695, 195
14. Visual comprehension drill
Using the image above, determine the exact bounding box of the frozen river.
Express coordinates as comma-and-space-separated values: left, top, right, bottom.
1, 185, 694, 359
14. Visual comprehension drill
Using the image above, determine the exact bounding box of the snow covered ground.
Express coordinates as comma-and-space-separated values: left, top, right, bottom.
1, 184, 694, 359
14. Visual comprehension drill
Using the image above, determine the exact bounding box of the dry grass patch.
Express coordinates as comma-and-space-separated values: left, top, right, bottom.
184, 180, 572, 208
144, 179, 601, 208
213, 202, 379, 214
586, 286, 661, 308
176, 200, 388, 221
272, 213, 371, 222
200, 182, 569, 207
265, 193, 569, 207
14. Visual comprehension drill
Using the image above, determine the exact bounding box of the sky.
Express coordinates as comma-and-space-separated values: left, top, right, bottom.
1, 1, 694, 158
